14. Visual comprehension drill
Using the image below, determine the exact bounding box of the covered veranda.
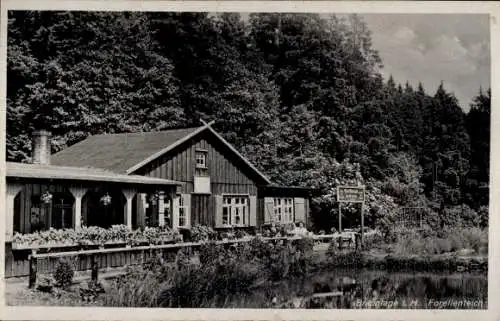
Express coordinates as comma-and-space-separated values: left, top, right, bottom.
5, 162, 182, 240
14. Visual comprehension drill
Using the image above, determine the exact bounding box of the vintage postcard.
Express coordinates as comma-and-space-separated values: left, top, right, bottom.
0, 1, 498, 320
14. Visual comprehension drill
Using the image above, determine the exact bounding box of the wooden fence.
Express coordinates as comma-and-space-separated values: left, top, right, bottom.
5, 233, 356, 282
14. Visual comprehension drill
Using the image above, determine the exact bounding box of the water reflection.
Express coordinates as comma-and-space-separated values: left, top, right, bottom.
264, 270, 487, 309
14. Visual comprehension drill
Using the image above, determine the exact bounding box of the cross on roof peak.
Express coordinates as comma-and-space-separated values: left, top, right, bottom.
200, 119, 216, 127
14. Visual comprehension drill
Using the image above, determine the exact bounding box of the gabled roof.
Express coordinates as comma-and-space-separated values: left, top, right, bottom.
200, 121, 271, 184
6, 162, 182, 186
51, 122, 272, 184
51, 127, 200, 173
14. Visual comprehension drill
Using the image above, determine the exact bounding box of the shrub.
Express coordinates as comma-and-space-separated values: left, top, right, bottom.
87, 280, 105, 294
103, 267, 164, 307
326, 251, 363, 268
190, 225, 217, 242
80, 280, 106, 303
289, 238, 314, 277
247, 236, 273, 259
256, 239, 315, 280
326, 239, 338, 257
477, 206, 489, 228
362, 230, 385, 250
434, 238, 452, 254
156, 250, 261, 308
175, 248, 191, 269
235, 229, 248, 239
210, 257, 259, 296
36, 275, 55, 293
295, 237, 314, 254
380, 227, 488, 256
198, 241, 225, 266
54, 258, 74, 288
262, 243, 291, 280
457, 227, 488, 254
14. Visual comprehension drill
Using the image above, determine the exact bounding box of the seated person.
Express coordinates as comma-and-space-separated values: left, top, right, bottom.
292, 222, 309, 236
269, 222, 279, 236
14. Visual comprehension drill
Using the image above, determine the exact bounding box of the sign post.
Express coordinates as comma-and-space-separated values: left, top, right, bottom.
337, 186, 365, 249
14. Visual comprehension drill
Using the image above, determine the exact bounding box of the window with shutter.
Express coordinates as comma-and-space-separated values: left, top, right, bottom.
264, 197, 274, 224
178, 194, 190, 228
221, 196, 249, 227
215, 195, 224, 228
249, 196, 257, 226
294, 197, 306, 224
272, 197, 294, 224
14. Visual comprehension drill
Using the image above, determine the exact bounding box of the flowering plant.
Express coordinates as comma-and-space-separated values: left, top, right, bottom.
41, 191, 53, 204
109, 224, 130, 242
190, 225, 217, 242
13, 225, 184, 248
100, 193, 112, 206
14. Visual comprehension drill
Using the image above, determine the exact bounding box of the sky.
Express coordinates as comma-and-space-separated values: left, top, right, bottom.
359, 14, 490, 111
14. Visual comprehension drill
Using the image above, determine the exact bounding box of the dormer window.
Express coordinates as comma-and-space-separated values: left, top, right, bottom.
195, 150, 207, 169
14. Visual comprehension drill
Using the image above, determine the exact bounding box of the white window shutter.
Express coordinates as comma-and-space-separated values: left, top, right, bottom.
249, 196, 257, 226
264, 197, 274, 224
183, 193, 191, 227
172, 194, 180, 229
294, 197, 306, 223
215, 195, 223, 228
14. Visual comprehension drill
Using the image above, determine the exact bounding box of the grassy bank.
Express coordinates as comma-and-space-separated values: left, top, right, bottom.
321, 251, 487, 273
322, 227, 488, 272
6, 227, 488, 308
381, 227, 488, 256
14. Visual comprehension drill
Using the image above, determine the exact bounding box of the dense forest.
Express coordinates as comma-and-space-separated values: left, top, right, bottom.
6, 12, 490, 231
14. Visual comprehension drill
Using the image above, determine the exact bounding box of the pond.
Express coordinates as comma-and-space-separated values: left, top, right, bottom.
240, 269, 487, 309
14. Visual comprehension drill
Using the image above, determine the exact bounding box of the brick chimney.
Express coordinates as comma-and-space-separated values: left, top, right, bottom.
32, 130, 52, 165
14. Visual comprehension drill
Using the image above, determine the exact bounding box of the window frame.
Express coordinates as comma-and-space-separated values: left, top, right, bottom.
195, 150, 208, 169
222, 195, 249, 227
178, 194, 189, 228
51, 193, 73, 229
273, 197, 294, 224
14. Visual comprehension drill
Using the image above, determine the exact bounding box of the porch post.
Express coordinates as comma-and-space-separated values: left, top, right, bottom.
6, 183, 23, 240
69, 187, 88, 229
158, 191, 165, 227
123, 189, 137, 229
136, 193, 147, 228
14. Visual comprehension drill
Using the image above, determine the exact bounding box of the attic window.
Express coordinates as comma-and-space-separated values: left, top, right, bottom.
195, 151, 207, 169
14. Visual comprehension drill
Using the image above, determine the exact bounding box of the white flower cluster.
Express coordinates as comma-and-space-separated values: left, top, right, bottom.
41, 191, 53, 204
100, 193, 112, 206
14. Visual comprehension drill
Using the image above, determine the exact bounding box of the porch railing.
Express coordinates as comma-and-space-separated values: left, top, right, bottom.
20, 234, 354, 287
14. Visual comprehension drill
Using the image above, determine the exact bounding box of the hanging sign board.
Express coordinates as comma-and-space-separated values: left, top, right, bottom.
336, 185, 366, 249
337, 186, 365, 203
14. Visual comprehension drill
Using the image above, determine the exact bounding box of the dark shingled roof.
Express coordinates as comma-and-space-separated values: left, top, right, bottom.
51, 127, 199, 173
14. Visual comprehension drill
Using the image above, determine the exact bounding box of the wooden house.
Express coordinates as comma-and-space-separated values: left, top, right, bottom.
5, 121, 312, 238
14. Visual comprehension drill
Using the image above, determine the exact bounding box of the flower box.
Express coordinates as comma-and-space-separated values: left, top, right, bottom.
11, 224, 187, 251
12, 242, 79, 250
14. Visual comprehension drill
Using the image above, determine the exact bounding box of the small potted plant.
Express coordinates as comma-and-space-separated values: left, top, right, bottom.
148, 192, 159, 204
100, 193, 112, 206
41, 191, 53, 204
